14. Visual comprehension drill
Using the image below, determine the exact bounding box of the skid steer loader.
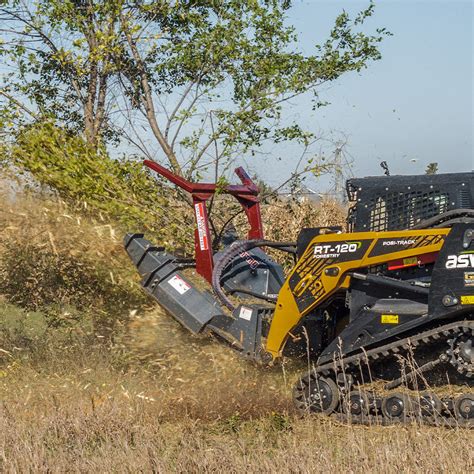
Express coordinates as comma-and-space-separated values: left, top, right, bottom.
125, 160, 474, 426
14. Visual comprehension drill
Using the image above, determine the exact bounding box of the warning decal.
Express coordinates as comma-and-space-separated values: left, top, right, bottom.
381, 314, 399, 324
464, 272, 474, 287
194, 202, 209, 251
460, 295, 474, 305
239, 306, 253, 321
168, 275, 191, 295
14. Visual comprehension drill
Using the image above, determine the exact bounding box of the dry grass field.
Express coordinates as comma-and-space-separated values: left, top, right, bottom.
0, 192, 472, 473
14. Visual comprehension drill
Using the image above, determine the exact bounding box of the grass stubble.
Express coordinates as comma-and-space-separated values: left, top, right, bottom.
0, 194, 472, 473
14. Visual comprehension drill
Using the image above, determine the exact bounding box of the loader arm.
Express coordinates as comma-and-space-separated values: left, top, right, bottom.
265, 228, 450, 358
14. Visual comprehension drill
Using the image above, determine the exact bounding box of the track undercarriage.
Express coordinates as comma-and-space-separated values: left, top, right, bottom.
293, 320, 473, 427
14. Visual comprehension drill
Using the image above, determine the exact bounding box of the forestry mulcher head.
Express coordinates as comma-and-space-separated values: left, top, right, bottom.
125, 162, 474, 427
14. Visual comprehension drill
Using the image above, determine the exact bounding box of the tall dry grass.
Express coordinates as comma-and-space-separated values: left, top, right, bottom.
1, 347, 472, 473
0, 191, 472, 473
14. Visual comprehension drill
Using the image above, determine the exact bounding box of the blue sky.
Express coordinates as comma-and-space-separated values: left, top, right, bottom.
249, 0, 473, 189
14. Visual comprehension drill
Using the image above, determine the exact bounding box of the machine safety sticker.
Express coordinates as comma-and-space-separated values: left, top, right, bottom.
194, 202, 209, 251
167, 275, 191, 295
403, 257, 418, 266
381, 314, 399, 324
460, 295, 474, 305
464, 272, 474, 287
239, 306, 253, 321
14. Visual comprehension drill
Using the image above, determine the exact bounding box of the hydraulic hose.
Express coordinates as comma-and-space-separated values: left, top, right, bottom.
212, 239, 296, 310
411, 209, 474, 229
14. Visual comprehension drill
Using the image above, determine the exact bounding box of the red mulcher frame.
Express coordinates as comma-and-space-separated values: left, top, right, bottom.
144, 160, 264, 283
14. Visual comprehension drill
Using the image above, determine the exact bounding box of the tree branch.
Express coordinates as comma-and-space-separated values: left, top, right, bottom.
0, 7, 85, 103
0, 88, 36, 117
170, 85, 207, 151
121, 15, 182, 175
164, 80, 196, 139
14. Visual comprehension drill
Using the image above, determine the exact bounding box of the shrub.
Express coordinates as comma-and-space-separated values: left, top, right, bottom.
9, 120, 194, 250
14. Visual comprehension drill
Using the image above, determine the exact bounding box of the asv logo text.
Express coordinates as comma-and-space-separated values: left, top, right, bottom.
445, 254, 474, 269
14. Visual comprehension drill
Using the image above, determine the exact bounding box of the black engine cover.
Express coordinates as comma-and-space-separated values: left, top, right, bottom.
215, 247, 285, 299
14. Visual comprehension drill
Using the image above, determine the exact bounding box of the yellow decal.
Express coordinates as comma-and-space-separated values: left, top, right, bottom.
403, 257, 418, 266
464, 272, 474, 287
381, 314, 399, 324
460, 295, 474, 305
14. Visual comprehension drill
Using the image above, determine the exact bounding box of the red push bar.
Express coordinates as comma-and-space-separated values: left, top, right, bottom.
143, 160, 264, 283
387, 251, 438, 271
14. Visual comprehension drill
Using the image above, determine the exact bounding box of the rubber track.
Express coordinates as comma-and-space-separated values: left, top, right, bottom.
309, 320, 473, 428
334, 413, 473, 429
316, 320, 473, 376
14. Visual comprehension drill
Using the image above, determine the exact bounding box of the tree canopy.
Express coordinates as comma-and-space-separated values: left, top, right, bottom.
0, 0, 390, 178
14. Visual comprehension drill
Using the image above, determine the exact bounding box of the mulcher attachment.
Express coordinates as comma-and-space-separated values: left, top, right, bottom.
124, 233, 220, 333
124, 161, 288, 363
124, 233, 271, 361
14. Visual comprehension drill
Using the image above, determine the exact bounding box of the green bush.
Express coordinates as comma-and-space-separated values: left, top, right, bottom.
10, 120, 193, 250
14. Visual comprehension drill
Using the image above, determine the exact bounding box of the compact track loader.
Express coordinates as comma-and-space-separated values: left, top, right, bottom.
125, 161, 473, 426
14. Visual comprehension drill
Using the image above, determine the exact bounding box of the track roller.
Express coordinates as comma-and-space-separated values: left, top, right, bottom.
344, 390, 372, 417
381, 393, 414, 420
293, 374, 340, 415
417, 392, 443, 417
454, 394, 474, 421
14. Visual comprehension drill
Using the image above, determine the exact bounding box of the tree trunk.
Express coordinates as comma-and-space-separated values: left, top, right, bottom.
122, 20, 183, 176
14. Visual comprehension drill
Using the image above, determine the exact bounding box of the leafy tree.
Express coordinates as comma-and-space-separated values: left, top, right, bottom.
9, 119, 195, 246
117, 0, 390, 177
0, 0, 123, 146
1, 0, 390, 178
